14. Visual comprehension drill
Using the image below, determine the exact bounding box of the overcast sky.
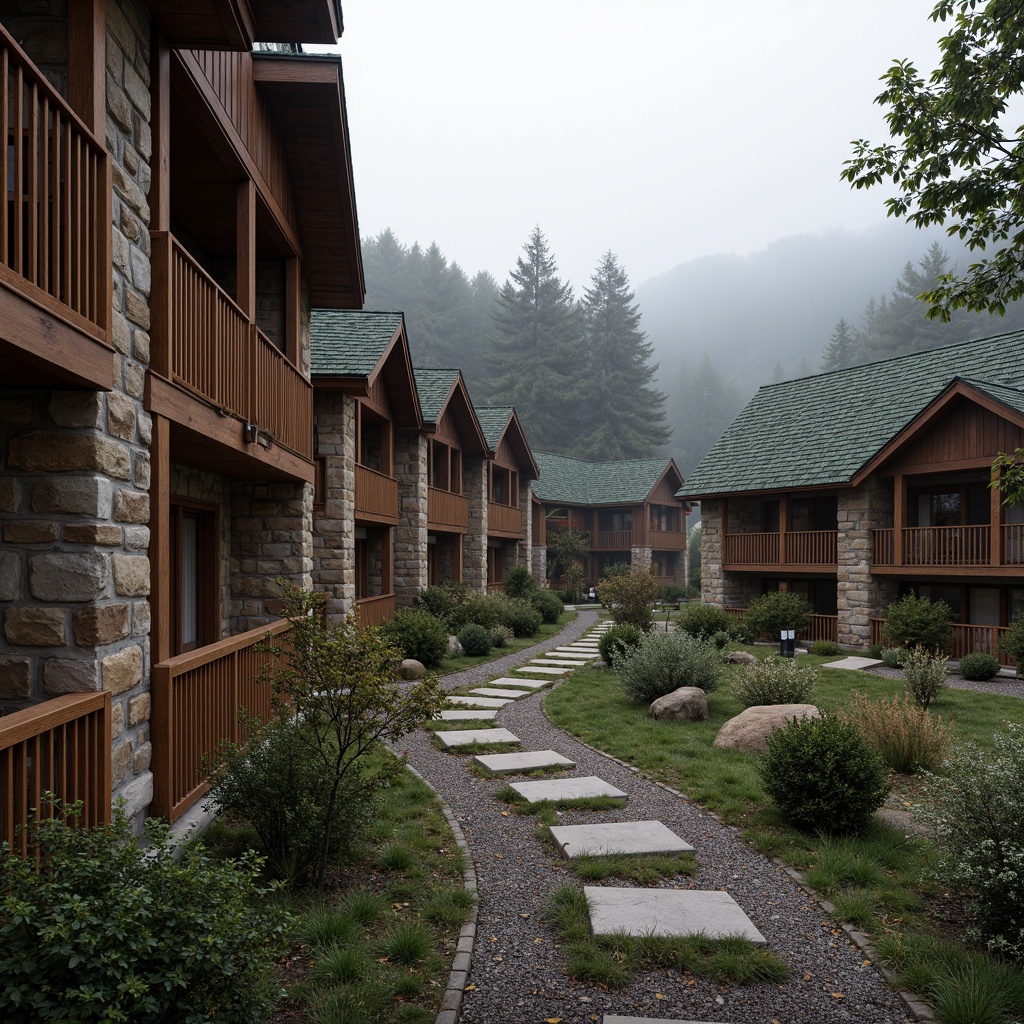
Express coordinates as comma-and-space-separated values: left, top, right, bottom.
322, 2, 950, 292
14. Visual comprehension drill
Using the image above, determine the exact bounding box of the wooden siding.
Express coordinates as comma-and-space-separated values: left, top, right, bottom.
356, 594, 395, 627
495, 434, 518, 468
366, 373, 392, 415
647, 528, 687, 550
436, 407, 462, 445
428, 487, 469, 531
355, 464, 399, 523
488, 501, 523, 538
649, 475, 682, 504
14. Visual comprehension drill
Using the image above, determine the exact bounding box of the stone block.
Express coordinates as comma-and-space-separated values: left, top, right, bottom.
128, 692, 151, 727
446, 695, 512, 708
134, 741, 153, 774
73, 603, 130, 647
5, 606, 66, 646
49, 392, 102, 429
0, 657, 31, 699
110, 701, 124, 737
473, 750, 575, 774
0, 398, 32, 424
125, 287, 150, 329
111, 310, 132, 354
550, 820, 693, 858
0, 476, 20, 513
132, 601, 151, 637
124, 361, 145, 398
64, 524, 122, 546
42, 657, 99, 694
508, 776, 629, 804
4, 520, 58, 543
434, 728, 520, 749
107, 392, 137, 440
111, 739, 134, 785
10, 433, 130, 479
114, 488, 149, 523
33, 476, 112, 516
30, 552, 108, 601
117, 771, 153, 821
112, 555, 150, 596
102, 644, 142, 696
0, 551, 22, 600
470, 687, 530, 699
124, 526, 149, 551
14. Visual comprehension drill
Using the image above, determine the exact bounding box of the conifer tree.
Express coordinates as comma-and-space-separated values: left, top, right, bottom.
820, 317, 858, 371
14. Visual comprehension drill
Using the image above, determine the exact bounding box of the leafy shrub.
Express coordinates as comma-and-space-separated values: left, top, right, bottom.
489, 623, 514, 648
531, 588, 564, 624
598, 623, 643, 665
810, 640, 841, 656
881, 646, 906, 669
867, 642, 884, 659
415, 580, 472, 627
616, 631, 721, 704
732, 657, 816, 708
501, 597, 542, 637
711, 629, 732, 649
448, 593, 507, 632
660, 584, 687, 603
504, 564, 536, 600
999, 615, 1024, 677
958, 651, 1001, 681
380, 608, 449, 667
596, 567, 660, 631
758, 715, 890, 833
840, 691, 954, 773
917, 724, 1024, 957
882, 593, 953, 653
902, 646, 948, 709
0, 804, 290, 1023
742, 591, 812, 640
457, 623, 492, 657
677, 602, 735, 639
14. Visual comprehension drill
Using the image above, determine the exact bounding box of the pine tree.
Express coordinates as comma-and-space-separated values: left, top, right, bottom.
670, 353, 746, 476
361, 228, 410, 311
576, 251, 669, 459
820, 317, 858, 371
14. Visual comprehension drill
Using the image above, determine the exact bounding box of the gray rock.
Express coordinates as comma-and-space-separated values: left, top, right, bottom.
650, 686, 708, 722
447, 635, 463, 658
399, 658, 426, 680
713, 703, 820, 753
726, 650, 757, 665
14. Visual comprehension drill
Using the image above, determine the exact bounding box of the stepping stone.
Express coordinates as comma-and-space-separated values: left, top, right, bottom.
585, 887, 766, 943
435, 709, 497, 721
470, 687, 531, 699
822, 656, 884, 671
534, 659, 586, 668
473, 750, 576, 774
509, 776, 628, 804
490, 677, 549, 690
605, 1018, 728, 1024
555, 645, 600, 652
514, 666, 567, 675
447, 695, 512, 708
545, 650, 594, 659
549, 820, 693, 859
434, 728, 520, 749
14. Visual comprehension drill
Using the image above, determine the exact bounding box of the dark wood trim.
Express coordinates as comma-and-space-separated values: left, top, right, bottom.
285, 256, 300, 366
723, 564, 838, 576
871, 564, 1024, 579
893, 473, 905, 565
355, 510, 400, 527
151, 34, 171, 234
991, 464, 1004, 566
68, 0, 105, 137
150, 414, 171, 665
236, 180, 256, 321
169, 497, 220, 656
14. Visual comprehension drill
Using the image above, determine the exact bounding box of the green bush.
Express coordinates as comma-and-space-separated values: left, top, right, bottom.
660, 584, 687, 603
598, 623, 643, 665
958, 651, 1001, 681
902, 646, 948, 709
502, 597, 542, 637
616, 631, 721, 704
999, 615, 1024, 677
677, 602, 735, 639
711, 629, 732, 649
918, 724, 1024, 957
758, 715, 889, 833
531, 588, 564, 624
731, 657, 817, 708
380, 608, 449, 667
742, 591, 812, 640
457, 623, 492, 657
881, 646, 906, 668
415, 580, 472, 628
504, 564, 536, 600
882, 593, 953, 653
489, 623, 514, 648
596, 568, 660, 631
0, 804, 290, 1023
810, 640, 841, 656
448, 593, 507, 632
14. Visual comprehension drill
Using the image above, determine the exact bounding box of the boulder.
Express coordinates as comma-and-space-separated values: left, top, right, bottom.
726, 650, 757, 665
650, 686, 708, 722
399, 659, 426, 680
447, 635, 463, 658
713, 703, 820, 754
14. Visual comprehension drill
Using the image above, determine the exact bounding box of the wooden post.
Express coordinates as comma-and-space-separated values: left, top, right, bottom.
991, 463, 1004, 566
779, 494, 789, 566
69, 0, 105, 138
150, 414, 171, 665
893, 474, 905, 566
150, 34, 171, 234
285, 256, 301, 368
237, 180, 256, 321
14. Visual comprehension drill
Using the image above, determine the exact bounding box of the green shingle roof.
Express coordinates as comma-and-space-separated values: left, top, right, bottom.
310, 310, 404, 377
475, 406, 514, 450
532, 451, 677, 505
962, 378, 1024, 419
413, 368, 459, 424
681, 332, 1024, 498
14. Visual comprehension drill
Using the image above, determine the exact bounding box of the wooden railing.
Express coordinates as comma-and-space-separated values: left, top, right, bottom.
648, 528, 687, 549
356, 464, 399, 520
487, 581, 505, 593
488, 501, 522, 537
788, 530, 838, 565
0, 25, 109, 335
723, 606, 746, 620
802, 614, 838, 643
724, 532, 780, 564
724, 531, 837, 566
356, 594, 395, 628
871, 616, 1013, 666
151, 619, 290, 823
1, 692, 110, 857
1003, 524, 1024, 564
428, 487, 468, 530
873, 529, 894, 566
593, 529, 636, 550
903, 525, 990, 566
154, 233, 312, 459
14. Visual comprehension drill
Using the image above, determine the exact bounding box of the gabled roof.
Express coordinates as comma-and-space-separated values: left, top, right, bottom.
532, 452, 683, 506
475, 406, 540, 480
413, 368, 488, 457
680, 332, 1024, 498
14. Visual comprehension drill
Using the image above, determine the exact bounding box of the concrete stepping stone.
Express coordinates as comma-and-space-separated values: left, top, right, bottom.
435, 709, 497, 721
447, 695, 512, 708
509, 776, 628, 804
545, 650, 594, 659
549, 820, 693, 859
473, 750, 576, 774
470, 686, 531, 699
514, 665, 568, 675
605, 1018, 728, 1024
490, 677, 549, 690
822, 656, 884, 671
435, 728, 520, 749
585, 887, 766, 943
534, 659, 586, 668
554, 645, 599, 653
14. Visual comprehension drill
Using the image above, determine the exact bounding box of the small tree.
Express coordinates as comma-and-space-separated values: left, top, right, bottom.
547, 526, 590, 581
742, 591, 812, 640
564, 560, 586, 604
882, 593, 953, 653
596, 566, 660, 631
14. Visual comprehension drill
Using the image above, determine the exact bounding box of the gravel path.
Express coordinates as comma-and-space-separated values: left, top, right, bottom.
397, 613, 912, 1024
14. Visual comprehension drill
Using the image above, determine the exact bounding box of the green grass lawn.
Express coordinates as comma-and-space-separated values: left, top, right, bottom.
545, 651, 1024, 1022
437, 610, 577, 675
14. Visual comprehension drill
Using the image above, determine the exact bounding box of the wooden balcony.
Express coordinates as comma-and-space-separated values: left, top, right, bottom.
720, 607, 838, 644
355, 465, 399, 524
1, 692, 110, 857
151, 619, 289, 823
428, 487, 469, 532
723, 530, 837, 569
488, 501, 523, 539
593, 529, 637, 550
648, 528, 687, 550
871, 617, 1013, 668
872, 525, 1022, 572
0, 25, 112, 390
356, 594, 396, 627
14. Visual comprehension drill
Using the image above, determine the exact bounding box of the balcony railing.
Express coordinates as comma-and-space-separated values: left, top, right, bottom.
355, 464, 399, 521
871, 617, 1013, 668
488, 501, 522, 537
648, 528, 687, 549
1, 692, 110, 857
873, 526, 994, 567
0, 24, 109, 335
1005, 524, 1024, 565
356, 594, 395, 628
428, 487, 469, 530
151, 619, 290, 823
724, 531, 837, 566
724, 532, 779, 564
153, 231, 312, 459
487, 581, 505, 593
593, 529, 636, 550
720, 607, 837, 644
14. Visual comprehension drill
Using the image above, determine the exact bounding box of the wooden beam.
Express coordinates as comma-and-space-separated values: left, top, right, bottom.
150, 414, 171, 666
236, 181, 256, 321
779, 494, 789, 566
68, 0, 105, 137
991, 462, 1004, 567
151, 35, 171, 233
893, 474, 905, 566
285, 256, 301, 367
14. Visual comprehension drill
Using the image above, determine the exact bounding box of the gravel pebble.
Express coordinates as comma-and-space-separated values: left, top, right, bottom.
398, 612, 914, 1024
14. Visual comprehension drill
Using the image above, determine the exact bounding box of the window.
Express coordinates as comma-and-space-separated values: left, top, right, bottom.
430, 440, 461, 493
170, 501, 218, 655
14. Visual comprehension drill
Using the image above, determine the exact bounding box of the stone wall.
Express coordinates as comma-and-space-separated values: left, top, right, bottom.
519, 478, 533, 571
698, 500, 760, 608
393, 428, 427, 605
532, 543, 547, 582
630, 546, 653, 573
463, 458, 487, 591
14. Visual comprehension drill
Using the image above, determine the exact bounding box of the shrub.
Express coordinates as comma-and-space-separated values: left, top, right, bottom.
489, 623, 514, 648
958, 651, 1001, 681
917, 724, 1024, 957
502, 597, 542, 637
458, 623, 492, 657
810, 640, 841, 656
677, 602, 735, 640
758, 715, 889, 834
415, 579, 472, 627
598, 623, 643, 665
448, 593, 507, 632
882, 593, 953, 653
711, 629, 732, 649
660, 584, 687, 603
732, 657, 816, 708
902, 645, 948, 709
380, 608, 449, 667
531, 588, 564, 624
0, 803, 290, 1023
867, 642, 884, 659
742, 591, 812, 640
881, 646, 906, 669
840, 691, 954, 773
504, 564, 536, 600
999, 615, 1024, 677
596, 568, 660, 632
615, 630, 721, 704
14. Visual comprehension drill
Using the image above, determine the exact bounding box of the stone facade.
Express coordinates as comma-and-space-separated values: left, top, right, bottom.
699, 500, 761, 609
532, 543, 547, 582
393, 427, 427, 605
463, 457, 487, 590
630, 546, 653, 573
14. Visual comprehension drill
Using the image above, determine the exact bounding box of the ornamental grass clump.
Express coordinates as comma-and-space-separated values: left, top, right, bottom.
731, 656, 816, 708
615, 630, 720, 704
902, 645, 948, 709
840, 691, 954, 774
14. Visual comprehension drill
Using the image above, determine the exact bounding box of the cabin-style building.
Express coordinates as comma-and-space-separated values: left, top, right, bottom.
681, 333, 1024, 663
532, 453, 689, 589
0, 1, 360, 842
